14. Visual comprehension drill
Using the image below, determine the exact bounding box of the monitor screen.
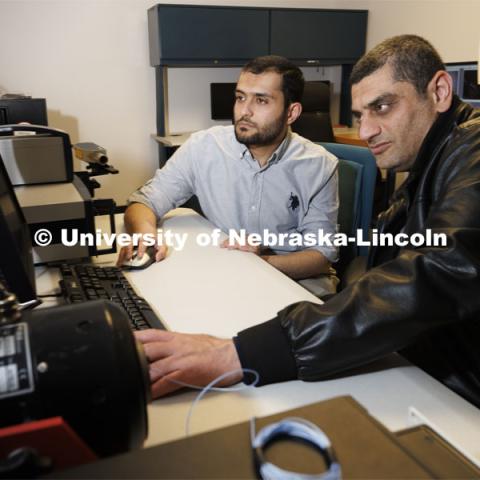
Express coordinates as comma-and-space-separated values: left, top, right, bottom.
446, 62, 480, 108
0, 153, 39, 308
210, 80, 333, 121
210, 83, 236, 120
448, 69, 459, 94
463, 69, 480, 101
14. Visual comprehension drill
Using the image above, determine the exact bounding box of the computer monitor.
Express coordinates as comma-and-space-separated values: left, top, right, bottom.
210, 80, 333, 121
446, 62, 480, 108
210, 83, 236, 120
463, 68, 480, 101
0, 153, 39, 308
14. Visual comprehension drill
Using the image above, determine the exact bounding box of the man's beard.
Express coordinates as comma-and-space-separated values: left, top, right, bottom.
234, 110, 288, 147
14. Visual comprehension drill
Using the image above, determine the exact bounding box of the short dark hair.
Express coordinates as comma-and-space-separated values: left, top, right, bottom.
242, 55, 305, 107
350, 35, 445, 96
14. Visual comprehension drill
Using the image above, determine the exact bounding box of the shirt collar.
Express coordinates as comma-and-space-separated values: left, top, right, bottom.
237, 128, 292, 166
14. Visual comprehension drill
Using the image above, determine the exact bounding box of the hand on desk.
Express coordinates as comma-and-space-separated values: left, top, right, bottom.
220, 237, 331, 280
134, 329, 242, 398
220, 238, 262, 255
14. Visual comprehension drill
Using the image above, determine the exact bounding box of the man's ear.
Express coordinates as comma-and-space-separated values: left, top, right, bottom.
429, 70, 453, 113
286, 102, 302, 125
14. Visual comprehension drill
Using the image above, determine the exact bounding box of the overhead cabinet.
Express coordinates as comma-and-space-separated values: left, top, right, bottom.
148, 5, 368, 66
148, 5, 270, 66
270, 9, 368, 64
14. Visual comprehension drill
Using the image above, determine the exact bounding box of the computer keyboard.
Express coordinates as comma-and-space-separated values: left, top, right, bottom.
59, 264, 166, 331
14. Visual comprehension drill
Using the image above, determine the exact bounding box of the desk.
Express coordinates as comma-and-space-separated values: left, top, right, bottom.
151, 130, 408, 194
151, 132, 194, 148
153, 127, 366, 149
152, 129, 405, 192
123, 209, 321, 337
333, 127, 366, 147
36, 209, 480, 466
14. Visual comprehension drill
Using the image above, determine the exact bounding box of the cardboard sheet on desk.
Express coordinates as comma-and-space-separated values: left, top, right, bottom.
396, 425, 480, 478
46, 395, 479, 479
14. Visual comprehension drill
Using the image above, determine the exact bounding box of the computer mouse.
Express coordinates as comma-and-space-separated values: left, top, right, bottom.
122, 246, 156, 270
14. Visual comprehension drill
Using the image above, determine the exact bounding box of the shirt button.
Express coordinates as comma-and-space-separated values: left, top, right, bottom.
251, 206, 256, 211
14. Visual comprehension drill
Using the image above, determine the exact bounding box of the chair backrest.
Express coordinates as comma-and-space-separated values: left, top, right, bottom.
320, 142, 377, 256
292, 81, 334, 142
336, 159, 363, 270
292, 112, 335, 142
337, 159, 363, 238
303, 81, 331, 111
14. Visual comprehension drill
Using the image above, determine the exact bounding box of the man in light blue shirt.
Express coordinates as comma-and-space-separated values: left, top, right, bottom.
119, 56, 338, 290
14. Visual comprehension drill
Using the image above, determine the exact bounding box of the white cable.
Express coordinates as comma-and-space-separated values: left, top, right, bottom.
166, 372, 341, 478
167, 368, 259, 436
251, 416, 342, 480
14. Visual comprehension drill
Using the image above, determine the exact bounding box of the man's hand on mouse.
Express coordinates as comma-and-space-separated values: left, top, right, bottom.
116, 232, 167, 267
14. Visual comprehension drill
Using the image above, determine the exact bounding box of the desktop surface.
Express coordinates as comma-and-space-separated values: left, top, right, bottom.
35, 208, 480, 466
123, 209, 321, 337
153, 127, 365, 149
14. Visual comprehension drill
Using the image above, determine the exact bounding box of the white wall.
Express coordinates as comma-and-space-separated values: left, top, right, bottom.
360, 0, 480, 61
0, 0, 479, 205
0, 0, 157, 205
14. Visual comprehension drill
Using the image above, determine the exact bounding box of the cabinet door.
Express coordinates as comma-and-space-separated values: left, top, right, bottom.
149, 5, 269, 66
270, 10, 367, 64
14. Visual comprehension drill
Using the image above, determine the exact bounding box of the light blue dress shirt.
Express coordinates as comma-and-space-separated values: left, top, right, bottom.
129, 125, 338, 262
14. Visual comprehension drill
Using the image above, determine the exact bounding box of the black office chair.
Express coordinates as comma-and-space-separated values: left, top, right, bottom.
292, 81, 335, 142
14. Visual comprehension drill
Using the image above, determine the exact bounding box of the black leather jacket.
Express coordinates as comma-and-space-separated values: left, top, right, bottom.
234, 97, 480, 408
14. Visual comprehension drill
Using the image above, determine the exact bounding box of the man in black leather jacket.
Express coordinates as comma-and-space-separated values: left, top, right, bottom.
135, 35, 480, 408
